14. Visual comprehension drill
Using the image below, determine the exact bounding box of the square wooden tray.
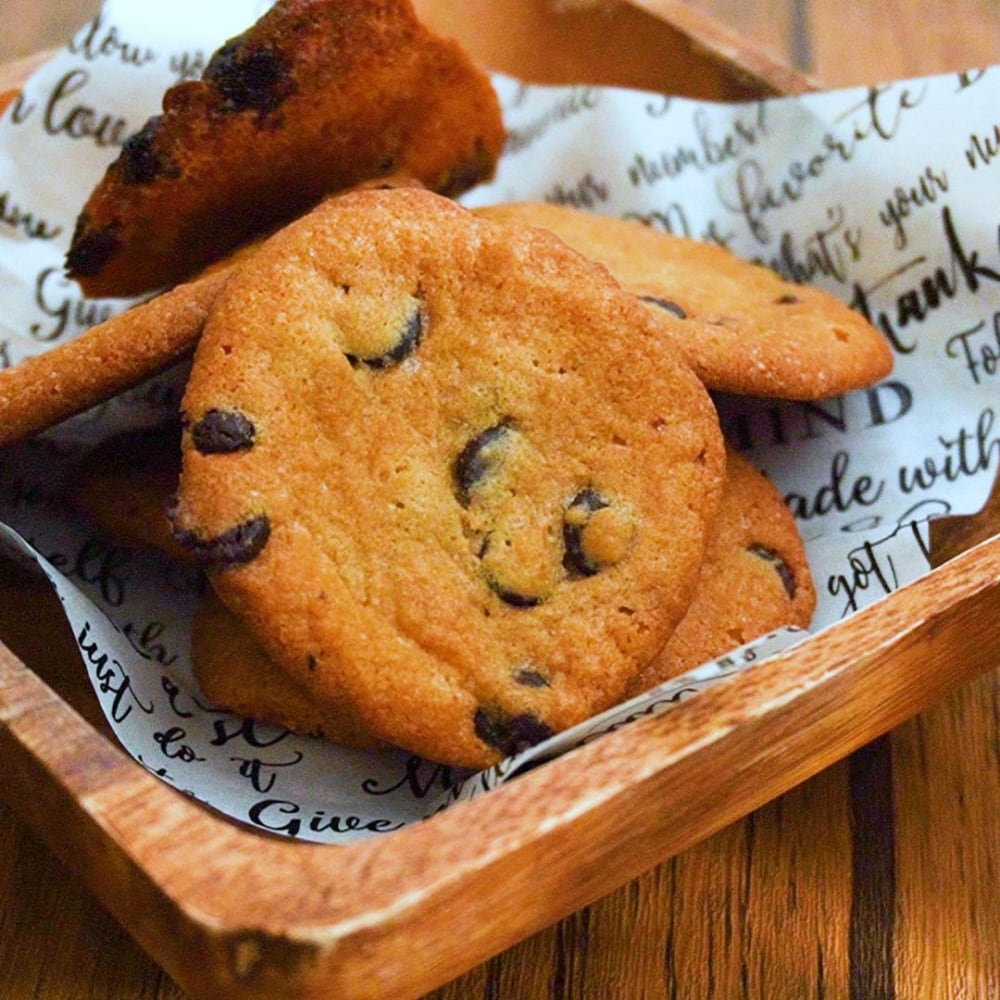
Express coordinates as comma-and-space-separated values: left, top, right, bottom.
1, 3, 998, 998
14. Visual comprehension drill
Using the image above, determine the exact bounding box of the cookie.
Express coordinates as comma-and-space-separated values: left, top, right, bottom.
168, 186, 726, 768
627, 448, 816, 695
69, 421, 191, 562
474, 202, 893, 400
66, 0, 505, 297
0, 250, 240, 447
192, 589, 380, 747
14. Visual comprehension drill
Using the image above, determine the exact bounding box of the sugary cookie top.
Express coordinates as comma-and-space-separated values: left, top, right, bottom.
476, 201, 894, 400
171, 187, 725, 767
628, 449, 817, 696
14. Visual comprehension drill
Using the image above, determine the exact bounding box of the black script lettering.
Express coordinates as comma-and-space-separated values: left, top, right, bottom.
0, 341, 10, 370
77, 621, 154, 723
878, 166, 949, 250
161, 675, 194, 718
785, 450, 886, 521
169, 50, 206, 83
8, 92, 35, 124
30, 267, 113, 342
942, 204, 1000, 291
721, 148, 849, 244
307, 811, 404, 836
43, 69, 129, 149
0, 190, 62, 241
965, 124, 1000, 170
230, 752, 305, 794
69, 11, 156, 67
136, 753, 172, 781
826, 523, 924, 615
726, 85, 924, 245
120, 619, 178, 666
834, 83, 926, 145
644, 95, 671, 117
66, 536, 131, 607
898, 407, 1000, 494
361, 756, 454, 798
762, 205, 861, 285
505, 87, 600, 155
850, 206, 1000, 354
957, 69, 987, 91
545, 171, 609, 208
247, 799, 404, 838
945, 313, 1000, 384
210, 715, 290, 749
153, 726, 205, 763
627, 102, 767, 188
623, 204, 691, 238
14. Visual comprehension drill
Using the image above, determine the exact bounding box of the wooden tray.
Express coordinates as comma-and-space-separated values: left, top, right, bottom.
1, 4, 998, 998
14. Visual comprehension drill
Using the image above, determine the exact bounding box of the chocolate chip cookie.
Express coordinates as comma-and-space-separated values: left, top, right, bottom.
67, 0, 505, 297
628, 448, 816, 695
475, 202, 893, 400
169, 186, 726, 767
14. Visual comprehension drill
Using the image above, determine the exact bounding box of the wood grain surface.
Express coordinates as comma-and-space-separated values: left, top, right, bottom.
1, 2, 998, 999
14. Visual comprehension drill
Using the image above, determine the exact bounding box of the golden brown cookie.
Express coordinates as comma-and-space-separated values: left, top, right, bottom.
169, 186, 726, 768
628, 448, 816, 696
0, 259, 233, 447
475, 201, 893, 400
192, 589, 380, 747
66, 0, 505, 297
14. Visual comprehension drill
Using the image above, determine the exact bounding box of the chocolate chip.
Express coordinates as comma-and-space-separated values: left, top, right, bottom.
168, 511, 271, 567
775, 293, 799, 304
190, 408, 256, 454
345, 300, 424, 369
204, 37, 293, 115
474, 706, 553, 757
748, 543, 797, 598
65, 216, 120, 278
640, 295, 687, 319
562, 488, 610, 577
488, 578, 544, 608
453, 420, 513, 505
513, 667, 550, 688
478, 533, 545, 608
118, 116, 177, 185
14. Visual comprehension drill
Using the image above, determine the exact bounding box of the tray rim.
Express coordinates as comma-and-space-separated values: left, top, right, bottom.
2, 530, 999, 999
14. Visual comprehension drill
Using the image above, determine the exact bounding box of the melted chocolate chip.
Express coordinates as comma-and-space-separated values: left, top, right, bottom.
562, 488, 610, 577
640, 295, 687, 319
169, 512, 271, 567
775, 293, 799, 305
748, 543, 797, 598
66, 216, 120, 278
204, 37, 293, 115
478, 533, 545, 608
119, 117, 177, 185
488, 578, 544, 608
453, 420, 513, 505
345, 300, 424, 370
513, 667, 550, 688
190, 408, 256, 454
474, 706, 553, 757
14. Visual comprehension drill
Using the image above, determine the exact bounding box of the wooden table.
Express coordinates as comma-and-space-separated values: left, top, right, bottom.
1, 2, 998, 997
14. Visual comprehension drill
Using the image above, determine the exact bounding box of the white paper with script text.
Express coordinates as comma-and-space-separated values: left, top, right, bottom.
1, 2, 997, 842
